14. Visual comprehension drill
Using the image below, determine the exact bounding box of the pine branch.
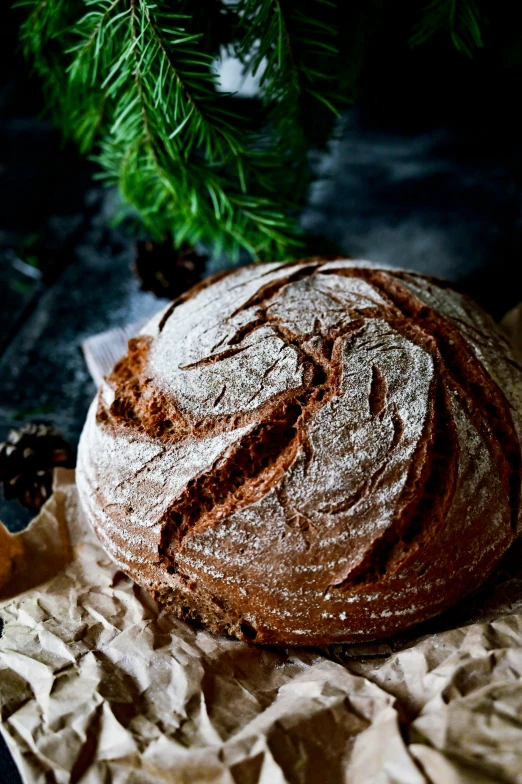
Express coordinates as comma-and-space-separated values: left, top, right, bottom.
410, 0, 484, 57
95, 0, 302, 257
235, 0, 341, 107
15, 0, 74, 128
233, 0, 347, 197
16, 0, 495, 263
18, 0, 306, 259
17, 0, 490, 263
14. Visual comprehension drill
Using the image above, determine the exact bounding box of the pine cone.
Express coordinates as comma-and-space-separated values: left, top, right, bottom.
133, 241, 207, 299
0, 423, 73, 513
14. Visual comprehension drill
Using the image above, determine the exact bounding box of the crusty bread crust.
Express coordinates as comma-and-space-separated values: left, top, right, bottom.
77, 259, 522, 645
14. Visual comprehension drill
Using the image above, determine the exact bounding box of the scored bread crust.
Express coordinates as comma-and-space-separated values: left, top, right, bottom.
77, 259, 522, 645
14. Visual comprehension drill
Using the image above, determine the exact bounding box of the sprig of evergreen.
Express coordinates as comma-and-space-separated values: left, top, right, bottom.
234, 0, 346, 194
17, 0, 341, 259
411, 0, 483, 57
16, 0, 486, 261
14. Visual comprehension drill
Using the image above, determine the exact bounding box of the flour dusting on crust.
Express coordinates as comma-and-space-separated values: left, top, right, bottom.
77, 259, 522, 646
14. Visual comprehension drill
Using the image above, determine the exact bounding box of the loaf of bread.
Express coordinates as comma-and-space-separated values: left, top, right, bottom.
77, 259, 522, 645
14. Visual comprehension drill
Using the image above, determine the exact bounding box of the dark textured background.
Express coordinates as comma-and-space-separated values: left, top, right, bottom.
1, 6, 522, 781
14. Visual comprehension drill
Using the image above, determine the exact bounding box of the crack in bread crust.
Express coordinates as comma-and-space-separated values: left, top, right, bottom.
79, 258, 522, 646
158, 321, 350, 566
342, 268, 521, 531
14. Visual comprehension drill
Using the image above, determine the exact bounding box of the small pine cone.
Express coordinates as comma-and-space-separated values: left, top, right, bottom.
0, 423, 73, 514
133, 241, 207, 299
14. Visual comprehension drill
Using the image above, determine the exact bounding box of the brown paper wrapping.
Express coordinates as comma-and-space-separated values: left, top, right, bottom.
2, 470, 522, 783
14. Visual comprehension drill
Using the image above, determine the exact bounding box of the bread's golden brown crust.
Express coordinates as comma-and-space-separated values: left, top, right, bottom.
77, 259, 522, 645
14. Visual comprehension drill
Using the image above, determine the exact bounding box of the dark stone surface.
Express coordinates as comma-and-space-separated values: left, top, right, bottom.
0, 195, 163, 531
304, 117, 522, 320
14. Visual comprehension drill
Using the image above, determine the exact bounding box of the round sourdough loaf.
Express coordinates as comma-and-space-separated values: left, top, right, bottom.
77, 259, 522, 645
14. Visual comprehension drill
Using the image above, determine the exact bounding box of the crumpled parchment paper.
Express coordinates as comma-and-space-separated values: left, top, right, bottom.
2, 306, 522, 784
